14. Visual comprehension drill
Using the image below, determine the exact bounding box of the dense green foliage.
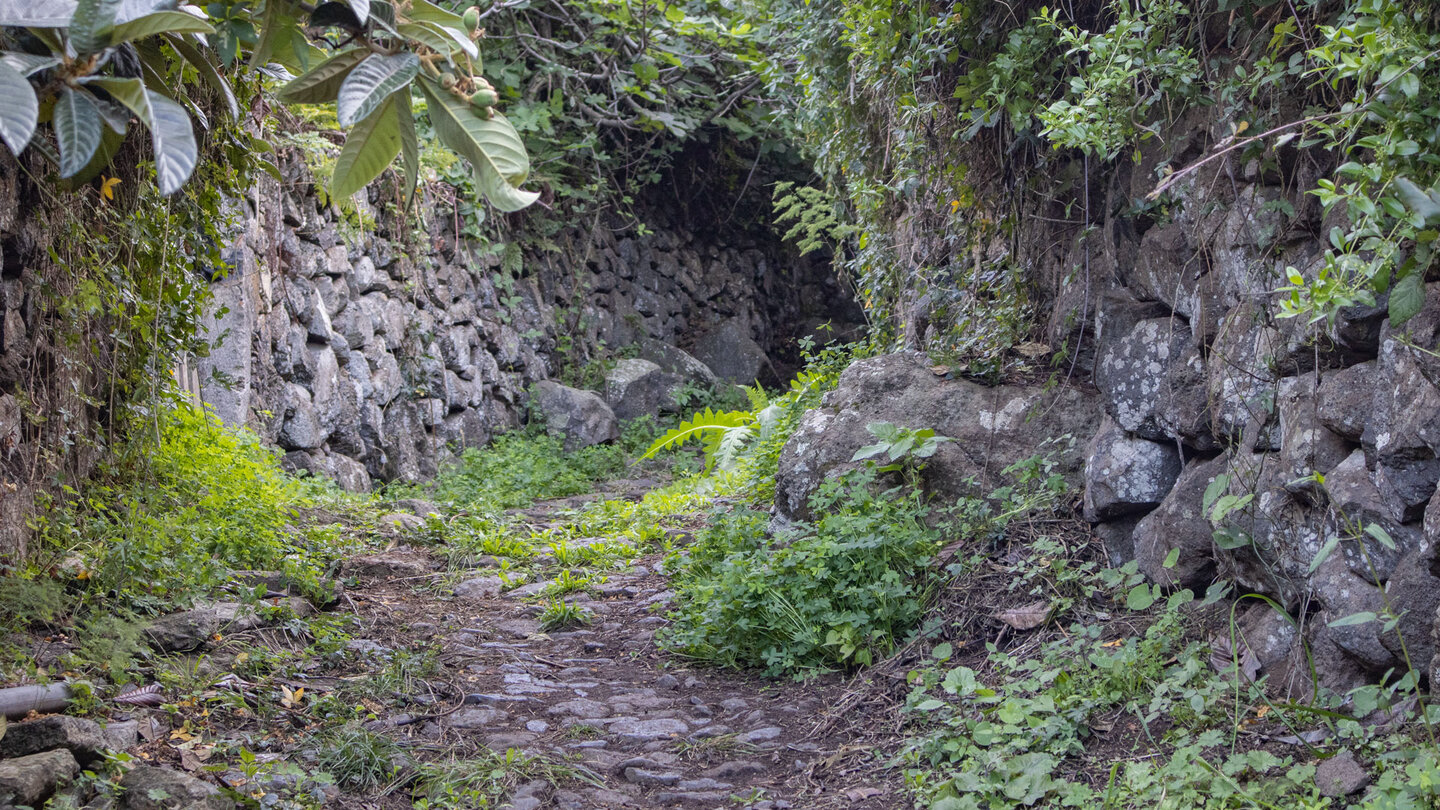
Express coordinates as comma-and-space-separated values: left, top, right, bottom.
0, 0, 537, 207
759, 0, 1440, 358
35, 403, 348, 600
665, 467, 942, 675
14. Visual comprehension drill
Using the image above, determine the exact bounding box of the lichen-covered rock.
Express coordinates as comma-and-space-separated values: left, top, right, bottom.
119, 765, 234, 810
774, 352, 1101, 520
636, 338, 720, 388
604, 359, 682, 420
1316, 362, 1374, 442
1323, 449, 1421, 584
530, 381, 619, 451
1207, 303, 1280, 450
1381, 545, 1440, 670
145, 606, 223, 652
1364, 283, 1440, 522
1312, 554, 1396, 672
1082, 417, 1182, 521
1095, 316, 1192, 441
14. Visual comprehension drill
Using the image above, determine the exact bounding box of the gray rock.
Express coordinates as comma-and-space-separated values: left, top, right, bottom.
1133, 456, 1227, 589
1324, 449, 1421, 583
704, 760, 764, 779
691, 318, 772, 385
609, 717, 688, 742
146, 607, 223, 652
341, 551, 433, 580
118, 765, 235, 810
449, 707, 510, 729
1083, 417, 1182, 521
546, 698, 612, 719
276, 383, 326, 450
1207, 303, 1280, 450
1381, 546, 1440, 671
624, 767, 681, 786
379, 512, 428, 533
454, 576, 505, 600
0, 715, 108, 763
737, 726, 783, 744
1275, 375, 1350, 495
1095, 316, 1192, 441
530, 381, 619, 451
1316, 362, 1374, 441
1315, 750, 1370, 798
774, 352, 1101, 520
604, 358, 682, 419
637, 338, 720, 387
1364, 283, 1440, 521
0, 749, 79, 807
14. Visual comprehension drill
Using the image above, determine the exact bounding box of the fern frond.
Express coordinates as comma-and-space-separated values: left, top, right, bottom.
742, 384, 770, 412
639, 408, 754, 462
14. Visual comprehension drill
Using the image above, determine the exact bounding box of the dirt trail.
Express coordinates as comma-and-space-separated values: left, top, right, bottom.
340, 484, 901, 810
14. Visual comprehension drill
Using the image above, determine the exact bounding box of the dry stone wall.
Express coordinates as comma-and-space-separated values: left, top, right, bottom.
197, 162, 858, 491
779, 113, 1440, 696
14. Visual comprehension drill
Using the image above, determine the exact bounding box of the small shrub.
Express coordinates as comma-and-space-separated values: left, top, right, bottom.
663, 466, 944, 676
413, 431, 628, 510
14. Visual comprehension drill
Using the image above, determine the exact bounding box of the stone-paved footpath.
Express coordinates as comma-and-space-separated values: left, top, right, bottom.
343, 495, 898, 810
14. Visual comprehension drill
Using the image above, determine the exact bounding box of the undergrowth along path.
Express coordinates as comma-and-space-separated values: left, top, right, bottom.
332, 480, 899, 810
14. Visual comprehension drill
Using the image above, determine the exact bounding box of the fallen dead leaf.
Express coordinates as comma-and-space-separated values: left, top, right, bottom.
1015, 341, 1050, 359
845, 787, 884, 801
996, 600, 1050, 630
1208, 633, 1261, 682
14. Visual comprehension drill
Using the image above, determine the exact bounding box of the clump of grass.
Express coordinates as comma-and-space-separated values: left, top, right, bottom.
315, 723, 402, 792
538, 599, 592, 631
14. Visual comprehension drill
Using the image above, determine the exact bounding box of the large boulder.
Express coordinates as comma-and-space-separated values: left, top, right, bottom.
690, 318, 773, 385
773, 352, 1102, 520
0, 715, 108, 763
604, 358, 682, 420
636, 338, 719, 388
529, 381, 619, 451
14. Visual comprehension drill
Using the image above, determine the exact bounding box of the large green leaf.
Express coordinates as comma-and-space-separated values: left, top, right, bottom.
403, 0, 477, 58
145, 91, 196, 194
1390, 271, 1426, 326
0, 1, 76, 26
109, 10, 214, 44
396, 88, 419, 205
396, 22, 459, 58
276, 48, 368, 104
331, 94, 401, 198
0, 53, 60, 76
0, 59, 37, 154
84, 77, 195, 194
69, 0, 123, 54
250, 0, 302, 69
417, 76, 537, 212
62, 124, 123, 187
163, 34, 239, 119
346, 0, 370, 24
337, 52, 417, 128
54, 87, 103, 177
